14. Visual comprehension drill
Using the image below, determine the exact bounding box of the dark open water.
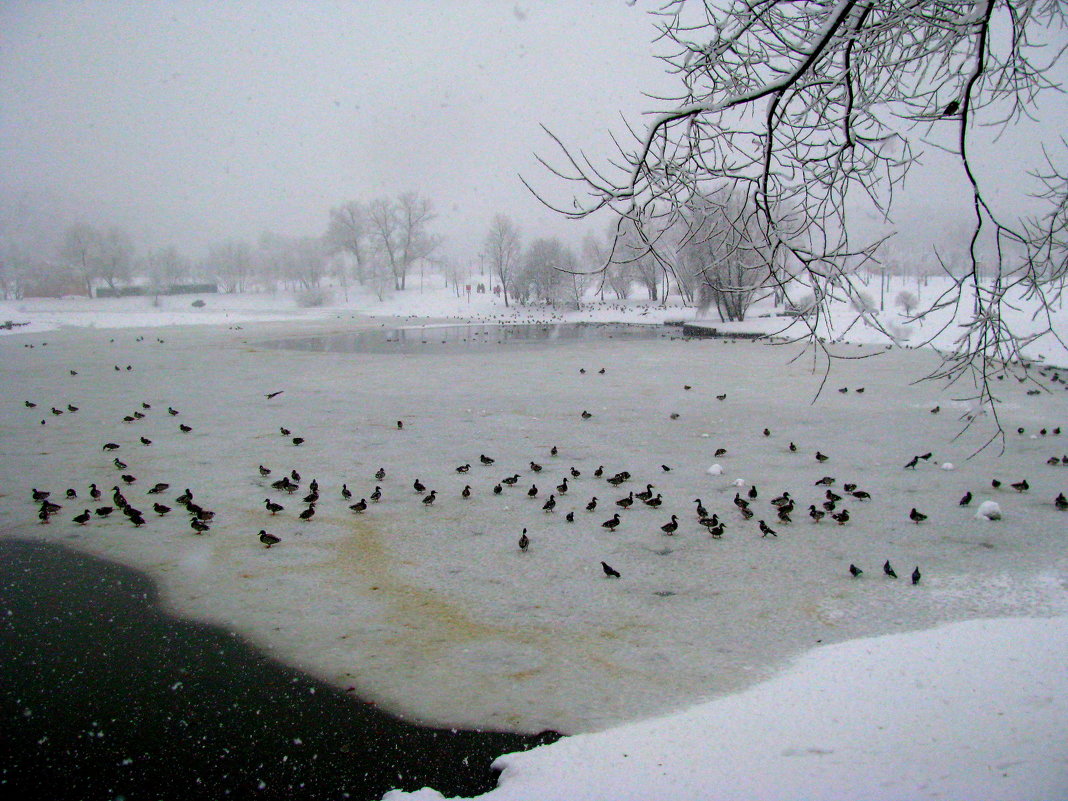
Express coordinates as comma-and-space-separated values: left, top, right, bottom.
0, 539, 558, 801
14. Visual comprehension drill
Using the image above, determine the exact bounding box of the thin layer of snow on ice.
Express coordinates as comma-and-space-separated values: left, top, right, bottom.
385, 615, 1068, 801
3, 317, 1065, 736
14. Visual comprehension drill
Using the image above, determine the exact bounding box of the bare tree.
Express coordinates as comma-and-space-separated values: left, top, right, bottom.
367, 193, 440, 291
142, 245, 190, 299
518, 237, 575, 306
207, 240, 252, 293
534, 0, 1068, 447
484, 214, 522, 306
325, 201, 370, 285
60, 224, 103, 296
679, 189, 772, 322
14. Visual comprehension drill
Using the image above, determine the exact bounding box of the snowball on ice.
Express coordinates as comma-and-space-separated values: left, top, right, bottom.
976, 501, 1002, 520
707, 464, 723, 476
941, 462, 955, 470
732, 478, 746, 487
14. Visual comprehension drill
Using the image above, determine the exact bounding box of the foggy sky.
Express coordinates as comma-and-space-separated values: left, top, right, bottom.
2, 1, 1066, 266
1, 1, 667, 262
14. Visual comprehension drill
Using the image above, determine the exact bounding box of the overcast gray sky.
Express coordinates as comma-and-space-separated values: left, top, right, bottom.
2, 1, 1065, 267
1, 1, 670, 263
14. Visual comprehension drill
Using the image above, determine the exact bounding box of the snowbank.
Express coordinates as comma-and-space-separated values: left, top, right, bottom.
385, 616, 1068, 801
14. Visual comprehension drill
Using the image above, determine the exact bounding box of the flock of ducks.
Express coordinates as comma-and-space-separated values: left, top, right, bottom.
17, 334, 1068, 594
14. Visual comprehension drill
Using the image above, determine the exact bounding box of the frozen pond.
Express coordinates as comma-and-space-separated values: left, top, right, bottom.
260, 321, 686, 354
2, 319, 1066, 739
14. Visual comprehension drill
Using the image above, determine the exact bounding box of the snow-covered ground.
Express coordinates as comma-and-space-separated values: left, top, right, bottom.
2, 279, 1066, 799
4, 273, 1066, 367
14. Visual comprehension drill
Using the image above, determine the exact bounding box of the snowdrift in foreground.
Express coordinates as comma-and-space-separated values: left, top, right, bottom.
385, 615, 1068, 801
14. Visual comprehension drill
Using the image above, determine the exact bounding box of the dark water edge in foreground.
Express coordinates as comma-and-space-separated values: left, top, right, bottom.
0, 538, 559, 801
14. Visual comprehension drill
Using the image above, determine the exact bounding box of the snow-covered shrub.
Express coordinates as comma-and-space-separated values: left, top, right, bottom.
895, 290, 919, 315
296, 287, 333, 307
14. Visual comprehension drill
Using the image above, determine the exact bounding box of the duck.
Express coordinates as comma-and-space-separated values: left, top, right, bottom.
303, 490, 319, 504
413, 478, 426, 493
694, 499, 708, 518
570, 466, 581, 478
370, 486, 382, 502
147, 482, 169, 494
190, 519, 210, 534
644, 494, 663, 508
480, 454, 495, 465
815, 451, 829, 462
502, 474, 520, 485
851, 490, 871, 501
831, 509, 850, 525
550, 446, 558, 456
616, 492, 634, 509
770, 491, 791, 507
581, 410, 592, 419
530, 461, 542, 472
594, 466, 604, 477
375, 467, 386, 480
280, 426, 291, 436
140, 436, 152, 446
808, 505, 825, 523
95, 506, 114, 517
843, 483, 857, 492
635, 484, 655, 502
341, 484, 352, 500
259, 530, 281, 548
292, 437, 304, 446
777, 508, 793, 524
153, 503, 171, 515
518, 529, 529, 551
422, 490, 437, 506
89, 484, 101, 500
493, 483, 503, 495
660, 515, 679, 535
102, 442, 120, 451
601, 561, 620, 578
1010, 479, 1030, 493
565, 511, 575, 523
349, 498, 368, 513
601, 513, 621, 531
959, 491, 972, 506
114, 458, 127, 469
456, 464, 471, 473
714, 448, 727, 457
168, 407, 179, 416
259, 465, 271, 477
849, 564, 863, 578
748, 485, 759, 500
556, 478, 569, 494
542, 494, 556, 512
31, 488, 50, 501
788, 442, 797, 452
758, 520, 777, 538
462, 485, 472, 499
909, 507, 927, 523
586, 497, 598, 512
73, 509, 91, 525
527, 484, 538, 498
179, 424, 192, 433
299, 505, 316, 521
883, 560, 898, 579
911, 566, 922, 585
1056, 492, 1068, 511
